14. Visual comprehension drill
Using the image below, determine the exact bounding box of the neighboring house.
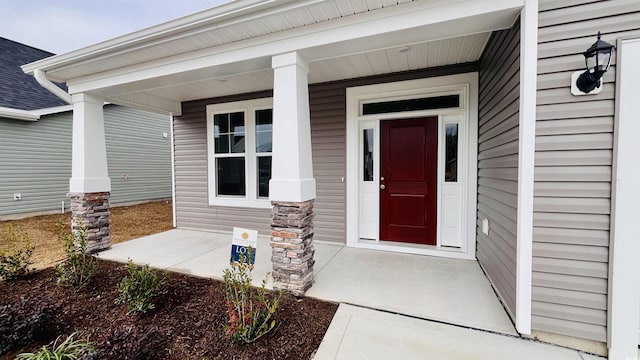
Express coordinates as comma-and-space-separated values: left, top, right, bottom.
20, 1, 640, 358
0, 38, 172, 220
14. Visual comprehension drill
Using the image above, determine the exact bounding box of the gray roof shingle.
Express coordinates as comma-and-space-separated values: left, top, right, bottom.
0, 37, 68, 110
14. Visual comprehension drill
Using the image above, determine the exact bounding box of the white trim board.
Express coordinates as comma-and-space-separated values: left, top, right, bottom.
515, 0, 537, 336
346, 73, 479, 260
607, 36, 640, 360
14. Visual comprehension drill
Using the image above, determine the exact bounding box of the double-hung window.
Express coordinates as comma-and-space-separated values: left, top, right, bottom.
206, 98, 273, 208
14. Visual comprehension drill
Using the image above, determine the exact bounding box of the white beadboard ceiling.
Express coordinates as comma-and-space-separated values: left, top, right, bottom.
145, 32, 491, 102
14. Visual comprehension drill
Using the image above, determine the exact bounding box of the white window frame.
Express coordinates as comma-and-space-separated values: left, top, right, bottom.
206, 97, 273, 208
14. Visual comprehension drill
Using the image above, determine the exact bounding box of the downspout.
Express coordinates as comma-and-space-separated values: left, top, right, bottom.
34, 69, 72, 104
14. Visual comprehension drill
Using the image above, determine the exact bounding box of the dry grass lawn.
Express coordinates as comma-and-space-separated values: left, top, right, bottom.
0, 200, 173, 269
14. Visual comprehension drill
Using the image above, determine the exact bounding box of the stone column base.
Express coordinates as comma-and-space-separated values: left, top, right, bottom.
270, 200, 315, 296
68, 192, 111, 253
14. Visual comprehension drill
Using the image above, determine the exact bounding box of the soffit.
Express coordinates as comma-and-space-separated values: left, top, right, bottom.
141, 32, 491, 102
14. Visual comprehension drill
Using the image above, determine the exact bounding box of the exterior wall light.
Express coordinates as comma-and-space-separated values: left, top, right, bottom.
571, 32, 615, 96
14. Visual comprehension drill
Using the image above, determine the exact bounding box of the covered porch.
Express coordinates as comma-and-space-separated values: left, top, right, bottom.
98, 228, 516, 335
22, 0, 536, 340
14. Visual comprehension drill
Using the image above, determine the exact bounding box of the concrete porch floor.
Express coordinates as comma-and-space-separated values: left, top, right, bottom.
97, 229, 603, 359
98, 228, 514, 335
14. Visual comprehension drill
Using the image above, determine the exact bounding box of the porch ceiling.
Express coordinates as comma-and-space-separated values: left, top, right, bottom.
22, 0, 522, 114
140, 32, 491, 102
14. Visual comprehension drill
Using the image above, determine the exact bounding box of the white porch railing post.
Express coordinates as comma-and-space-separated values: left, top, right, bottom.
68, 93, 112, 253
269, 52, 316, 296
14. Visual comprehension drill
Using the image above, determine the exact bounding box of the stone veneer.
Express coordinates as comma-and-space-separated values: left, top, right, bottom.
270, 200, 315, 296
68, 192, 111, 253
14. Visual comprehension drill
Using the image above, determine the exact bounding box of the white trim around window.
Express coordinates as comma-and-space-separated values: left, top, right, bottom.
206, 97, 273, 208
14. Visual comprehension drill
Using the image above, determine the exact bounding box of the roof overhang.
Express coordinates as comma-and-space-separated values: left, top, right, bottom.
22, 0, 524, 115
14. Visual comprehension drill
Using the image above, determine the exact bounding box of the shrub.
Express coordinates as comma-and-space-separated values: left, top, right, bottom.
16, 332, 96, 360
55, 220, 97, 288
223, 250, 282, 344
115, 260, 164, 314
0, 296, 53, 354
0, 224, 34, 280
97, 323, 158, 360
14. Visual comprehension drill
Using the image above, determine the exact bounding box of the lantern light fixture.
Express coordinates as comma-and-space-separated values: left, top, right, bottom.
571, 32, 615, 96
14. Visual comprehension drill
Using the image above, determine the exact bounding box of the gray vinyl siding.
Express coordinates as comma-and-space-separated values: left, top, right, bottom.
173, 65, 478, 242
172, 92, 273, 236
0, 105, 171, 219
0, 113, 71, 217
104, 105, 172, 204
532, 0, 640, 342
476, 19, 520, 318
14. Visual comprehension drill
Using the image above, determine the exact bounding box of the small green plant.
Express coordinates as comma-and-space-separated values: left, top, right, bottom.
115, 260, 164, 314
0, 224, 34, 280
55, 220, 97, 288
223, 249, 282, 344
16, 332, 96, 360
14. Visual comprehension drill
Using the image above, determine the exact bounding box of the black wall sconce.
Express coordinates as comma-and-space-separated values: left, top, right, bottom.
571, 32, 615, 96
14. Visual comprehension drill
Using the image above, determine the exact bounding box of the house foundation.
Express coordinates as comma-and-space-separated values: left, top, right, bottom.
270, 200, 315, 296
68, 191, 111, 253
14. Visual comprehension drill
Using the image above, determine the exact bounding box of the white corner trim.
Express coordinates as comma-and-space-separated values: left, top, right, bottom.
170, 113, 177, 228
515, 0, 537, 335
607, 37, 640, 359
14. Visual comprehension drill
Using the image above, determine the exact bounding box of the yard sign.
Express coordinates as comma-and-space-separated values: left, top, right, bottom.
230, 227, 258, 264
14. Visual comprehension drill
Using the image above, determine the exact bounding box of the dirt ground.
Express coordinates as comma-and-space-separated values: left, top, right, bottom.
0, 260, 338, 360
0, 200, 173, 269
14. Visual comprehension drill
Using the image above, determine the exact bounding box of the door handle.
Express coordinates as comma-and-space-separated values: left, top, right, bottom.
380, 184, 386, 190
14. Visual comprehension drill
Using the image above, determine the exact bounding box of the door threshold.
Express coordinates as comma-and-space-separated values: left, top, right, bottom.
355, 238, 475, 260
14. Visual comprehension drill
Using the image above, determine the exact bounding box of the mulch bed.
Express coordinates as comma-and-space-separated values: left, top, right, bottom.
0, 260, 338, 359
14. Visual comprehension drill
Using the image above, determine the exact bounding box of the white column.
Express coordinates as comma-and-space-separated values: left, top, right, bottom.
607, 37, 640, 360
269, 52, 315, 202
69, 93, 111, 193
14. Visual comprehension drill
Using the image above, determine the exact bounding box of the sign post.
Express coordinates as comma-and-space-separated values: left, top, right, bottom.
230, 227, 258, 264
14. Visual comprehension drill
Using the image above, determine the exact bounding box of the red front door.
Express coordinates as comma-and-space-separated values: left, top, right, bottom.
380, 117, 438, 245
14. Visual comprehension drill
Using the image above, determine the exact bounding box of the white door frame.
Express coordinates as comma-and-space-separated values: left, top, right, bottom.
346, 73, 479, 260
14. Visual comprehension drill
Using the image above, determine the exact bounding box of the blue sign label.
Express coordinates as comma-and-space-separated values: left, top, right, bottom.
230, 244, 256, 264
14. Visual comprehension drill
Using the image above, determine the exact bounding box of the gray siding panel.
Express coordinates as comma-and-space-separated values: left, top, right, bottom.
0, 113, 71, 217
476, 19, 520, 318
104, 105, 172, 205
0, 106, 171, 219
532, 0, 638, 342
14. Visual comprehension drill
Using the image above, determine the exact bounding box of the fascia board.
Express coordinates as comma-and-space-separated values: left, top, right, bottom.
67, 0, 523, 95
0, 107, 40, 121
20, 0, 308, 78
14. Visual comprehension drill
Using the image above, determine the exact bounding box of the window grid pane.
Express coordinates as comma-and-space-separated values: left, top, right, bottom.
255, 109, 273, 153
216, 157, 246, 196
445, 124, 458, 182
363, 128, 374, 182
257, 156, 272, 198
214, 112, 245, 154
